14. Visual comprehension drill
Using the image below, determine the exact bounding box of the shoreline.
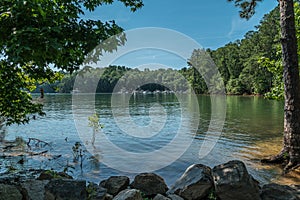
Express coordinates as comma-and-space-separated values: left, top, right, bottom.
0, 160, 299, 200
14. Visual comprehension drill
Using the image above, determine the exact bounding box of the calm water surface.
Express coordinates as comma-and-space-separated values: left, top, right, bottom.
4, 94, 299, 185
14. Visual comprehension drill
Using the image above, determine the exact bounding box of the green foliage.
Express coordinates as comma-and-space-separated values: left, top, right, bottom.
226, 78, 244, 94
254, 2, 300, 100
283, 151, 289, 160
44, 170, 64, 179
209, 4, 283, 96
186, 49, 211, 94
72, 141, 84, 162
208, 188, 217, 200
227, 1, 300, 101
14, 1, 300, 102
141, 192, 152, 200
88, 113, 103, 131
238, 55, 272, 94
86, 182, 99, 200
6, 165, 17, 172
0, 61, 45, 125
0, 0, 143, 125
57, 65, 191, 93
259, 57, 284, 100
46, 3, 297, 98
227, 0, 262, 19
43, 169, 74, 179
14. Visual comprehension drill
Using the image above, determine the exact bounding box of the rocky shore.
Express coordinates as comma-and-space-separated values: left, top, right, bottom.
0, 160, 299, 200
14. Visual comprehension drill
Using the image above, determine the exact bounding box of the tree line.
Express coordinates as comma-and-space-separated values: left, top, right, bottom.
39, 66, 189, 93
37, 3, 298, 98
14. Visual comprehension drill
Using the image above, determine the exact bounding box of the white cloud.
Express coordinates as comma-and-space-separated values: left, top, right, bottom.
227, 15, 260, 40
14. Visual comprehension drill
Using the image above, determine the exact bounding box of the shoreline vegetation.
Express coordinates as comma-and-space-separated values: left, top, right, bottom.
32, 4, 293, 100
31, 64, 273, 97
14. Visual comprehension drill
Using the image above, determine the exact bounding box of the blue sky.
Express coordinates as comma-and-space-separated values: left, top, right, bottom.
85, 0, 278, 68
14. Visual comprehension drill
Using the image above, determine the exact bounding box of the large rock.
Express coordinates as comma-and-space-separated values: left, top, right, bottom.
153, 194, 170, 200
103, 176, 130, 196
167, 164, 213, 200
104, 194, 114, 200
21, 180, 49, 200
261, 183, 300, 200
291, 185, 300, 197
113, 189, 143, 200
131, 173, 168, 197
44, 179, 86, 200
167, 194, 184, 200
87, 182, 109, 200
212, 160, 261, 200
0, 184, 23, 200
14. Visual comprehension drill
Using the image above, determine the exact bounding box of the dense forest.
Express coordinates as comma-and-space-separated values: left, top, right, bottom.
36, 3, 300, 99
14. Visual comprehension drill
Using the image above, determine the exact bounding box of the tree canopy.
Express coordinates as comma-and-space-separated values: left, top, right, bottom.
229, 0, 300, 173
0, 0, 143, 124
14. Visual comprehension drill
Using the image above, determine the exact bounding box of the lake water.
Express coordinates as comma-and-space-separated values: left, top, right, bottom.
3, 94, 300, 185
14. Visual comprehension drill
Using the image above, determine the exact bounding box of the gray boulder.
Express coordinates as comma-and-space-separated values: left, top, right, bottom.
131, 173, 168, 196
261, 183, 300, 200
167, 164, 213, 200
168, 194, 184, 200
291, 185, 300, 198
153, 194, 171, 200
212, 160, 261, 200
113, 189, 143, 200
87, 182, 109, 200
0, 184, 23, 200
103, 176, 130, 196
44, 179, 86, 200
21, 180, 49, 200
100, 179, 107, 188
104, 194, 114, 200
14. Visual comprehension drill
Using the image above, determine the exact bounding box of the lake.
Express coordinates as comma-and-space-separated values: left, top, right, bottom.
3, 94, 300, 185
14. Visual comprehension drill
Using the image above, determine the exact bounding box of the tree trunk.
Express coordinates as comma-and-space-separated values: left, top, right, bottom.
262, 0, 300, 173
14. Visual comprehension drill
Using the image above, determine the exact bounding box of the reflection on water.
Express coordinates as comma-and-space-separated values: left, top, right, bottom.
2, 94, 299, 185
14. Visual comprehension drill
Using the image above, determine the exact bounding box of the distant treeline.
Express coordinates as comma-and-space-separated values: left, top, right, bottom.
35, 4, 300, 98
40, 66, 191, 93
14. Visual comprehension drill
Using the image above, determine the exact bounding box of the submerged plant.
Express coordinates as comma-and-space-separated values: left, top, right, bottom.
72, 142, 86, 171
88, 113, 104, 146
88, 113, 103, 131
6, 165, 17, 172
72, 142, 82, 162
15, 136, 26, 151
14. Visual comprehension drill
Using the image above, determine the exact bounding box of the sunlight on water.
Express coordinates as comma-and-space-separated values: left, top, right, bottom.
1, 94, 299, 185
238, 137, 300, 185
